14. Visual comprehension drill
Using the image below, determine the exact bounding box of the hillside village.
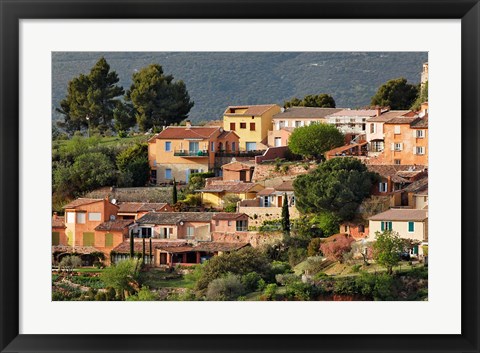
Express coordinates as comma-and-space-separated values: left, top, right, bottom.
52, 62, 429, 301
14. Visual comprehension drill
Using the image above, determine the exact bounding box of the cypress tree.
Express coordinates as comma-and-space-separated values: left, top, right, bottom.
142, 236, 146, 266
129, 228, 135, 258
281, 192, 290, 234
149, 237, 153, 266
172, 178, 178, 204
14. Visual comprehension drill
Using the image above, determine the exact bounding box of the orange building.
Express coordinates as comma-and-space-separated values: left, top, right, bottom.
116, 202, 172, 220
148, 121, 240, 184
221, 161, 255, 182
382, 115, 428, 165
52, 213, 67, 246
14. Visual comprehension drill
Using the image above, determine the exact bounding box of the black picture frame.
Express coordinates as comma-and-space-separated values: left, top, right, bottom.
1, 1, 479, 352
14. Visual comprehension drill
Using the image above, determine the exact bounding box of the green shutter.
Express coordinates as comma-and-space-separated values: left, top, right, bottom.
52, 232, 60, 246
83, 232, 95, 246
388, 222, 392, 231
105, 233, 113, 247
381, 222, 384, 231
408, 222, 414, 232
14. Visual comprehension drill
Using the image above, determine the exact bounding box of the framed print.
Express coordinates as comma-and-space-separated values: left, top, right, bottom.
1, 0, 479, 352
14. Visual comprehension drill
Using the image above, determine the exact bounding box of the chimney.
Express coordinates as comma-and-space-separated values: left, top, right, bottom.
185, 120, 192, 129
375, 106, 382, 117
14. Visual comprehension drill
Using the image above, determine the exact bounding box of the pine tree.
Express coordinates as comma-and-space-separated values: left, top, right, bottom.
57, 57, 124, 134
281, 193, 290, 234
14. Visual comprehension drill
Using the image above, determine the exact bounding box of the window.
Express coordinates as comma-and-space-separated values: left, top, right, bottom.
379, 182, 388, 193
189, 141, 199, 153
66, 212, 75, 224
165, 141, 171, 151
240, 122, 247, 129
394, 159, 401, 165
83, 232, 94, 246
344, 225, 349, 232
250, 123, 255, 131
295, 121, 302, 128
245, 142, 257, 151
236, 220, 248, 231
394, 125, 401, 134
380, 221, 392, 231
416, 130, 425, 138
52, 232, 60, 246
76, 212, 86, 224
274, 137, 282, 147
358, 225, 365, 233
186, 227, 195, 239
215, 220, 219, 226
231, 142, 236, 151
88, 212, 101, 221
394, 143, 403, 151
408, 221, 415, 232
140, 227, 152, 238
279, 121, 285, 128
228, 221, 232, 226
230, 122, 235, 131
211, 142, 215, 152
370, 124, 375, 133
290, 195, 295, 206
263, 196, 271, 207
165, 168, 172, 179
415, 146, 425, 155
105, 233, 113, 247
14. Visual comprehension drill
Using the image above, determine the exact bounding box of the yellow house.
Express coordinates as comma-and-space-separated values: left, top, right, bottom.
223, 104, 282, 151
198, 179, 264, 208
148, 121, 240, 184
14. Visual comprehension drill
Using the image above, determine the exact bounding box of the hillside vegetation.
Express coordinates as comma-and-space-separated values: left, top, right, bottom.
53, 52, 427, 123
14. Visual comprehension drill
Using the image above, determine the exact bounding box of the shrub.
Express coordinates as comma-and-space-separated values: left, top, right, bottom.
320, 234, 355, 262
126, 286, 159, 301
206, 274, 245, 301
275, 273, 299, 286
303, 256, 327, 275
262, 283, 278, 301
241, 272, 262, 292
288, 247, 307, 267
351, 264, 362, 273
285, 281, 317, 301
95, 292, 107, 301
281, 164, 289, 174
307, 238, 322, 257
105, 287, 117, 300
271, 261, 292, 275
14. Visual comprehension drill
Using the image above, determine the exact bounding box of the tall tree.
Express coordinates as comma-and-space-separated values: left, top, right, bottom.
126, 64, 194, 131
284, 94, 336, 108
57, 57, 124, 134
281, 193, 290, 234
372, 230, 404, 275
288, 123, 344, 160
411, 81, 428, 111
370, 77, 419, 110
172, 178, 178, 204
293, 157, 377, 221
113, 102, 136, 133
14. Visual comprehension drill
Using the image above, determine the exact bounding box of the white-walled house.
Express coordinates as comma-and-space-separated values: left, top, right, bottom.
368, 209, 428, 256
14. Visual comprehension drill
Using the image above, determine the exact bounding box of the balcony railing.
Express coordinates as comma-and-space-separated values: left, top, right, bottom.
174, 150, 209, 157
215, 150, 264, 157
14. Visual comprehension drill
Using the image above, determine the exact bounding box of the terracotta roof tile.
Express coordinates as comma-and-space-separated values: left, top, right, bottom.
156, 126, 220, 139
199, 181, 261, 193
137, 212, 214, 225
221, 161, 255, 171
63, 198, 103, 209
52, 245, 100, 254
193, 242, 250, 252
273, 107, 343, 119
367, 165, 427, 183
275, 180, 294, 191
257, 188, 275, 196
224, 104, 279, 116
112, 240, 188, 255
327, 109, 384, 117
94, 220, 134, 231
402, 177, 428, 195
384, 117, 420, 124
367, 110, 413, 122
369, 209, 428, 221
117, 202, 169, 213
212, 213, 248, 220
52, 216, 65, 228
410, 116, 428, 128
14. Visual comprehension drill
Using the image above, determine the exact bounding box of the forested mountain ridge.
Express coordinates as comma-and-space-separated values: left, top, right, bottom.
52, 52, 428, 124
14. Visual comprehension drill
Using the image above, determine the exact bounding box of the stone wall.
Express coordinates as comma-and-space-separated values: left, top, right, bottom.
211, 231, 282, 247
238, 205, 300, 227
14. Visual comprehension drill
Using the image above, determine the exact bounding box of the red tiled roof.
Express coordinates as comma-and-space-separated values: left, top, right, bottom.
156, 126, 220, 139
193, 242, 250, 252
212, 212, 248, 220
257, 188, 275, 196
384, 117, 420, 124
117, 202, 169, 213
52, 245, 100, 254
112, 239, 188, 255
410, 116, 428, 128
224, 104, 279, 116
327, 109, 384, 117
217, 130, 239, 140
367, 110, 413, 122
52, 216, 65, 228
137, 212, 214, 225
369, 209, 428, 221
275, 180, 294, 191
221, 161, 254, 171
63, 198, 103, 209
367, 165, 427, 183
200, 181, 261, 193
94, 219, 134, 231
273, 107, 343, 119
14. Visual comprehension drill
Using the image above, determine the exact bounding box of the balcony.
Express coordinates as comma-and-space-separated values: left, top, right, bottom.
215, 150, 264, 158
174, 150, 209, 157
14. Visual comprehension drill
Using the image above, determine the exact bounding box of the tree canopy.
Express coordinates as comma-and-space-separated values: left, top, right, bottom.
126, 64, 194, 131
293, 157, 377, 221
370, 77, 419, 110
411, 81, 428, 111
57, 57, 124, 134
284, 94, 336, 108
288, 123, 344, 160
372, 230, 404, 275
